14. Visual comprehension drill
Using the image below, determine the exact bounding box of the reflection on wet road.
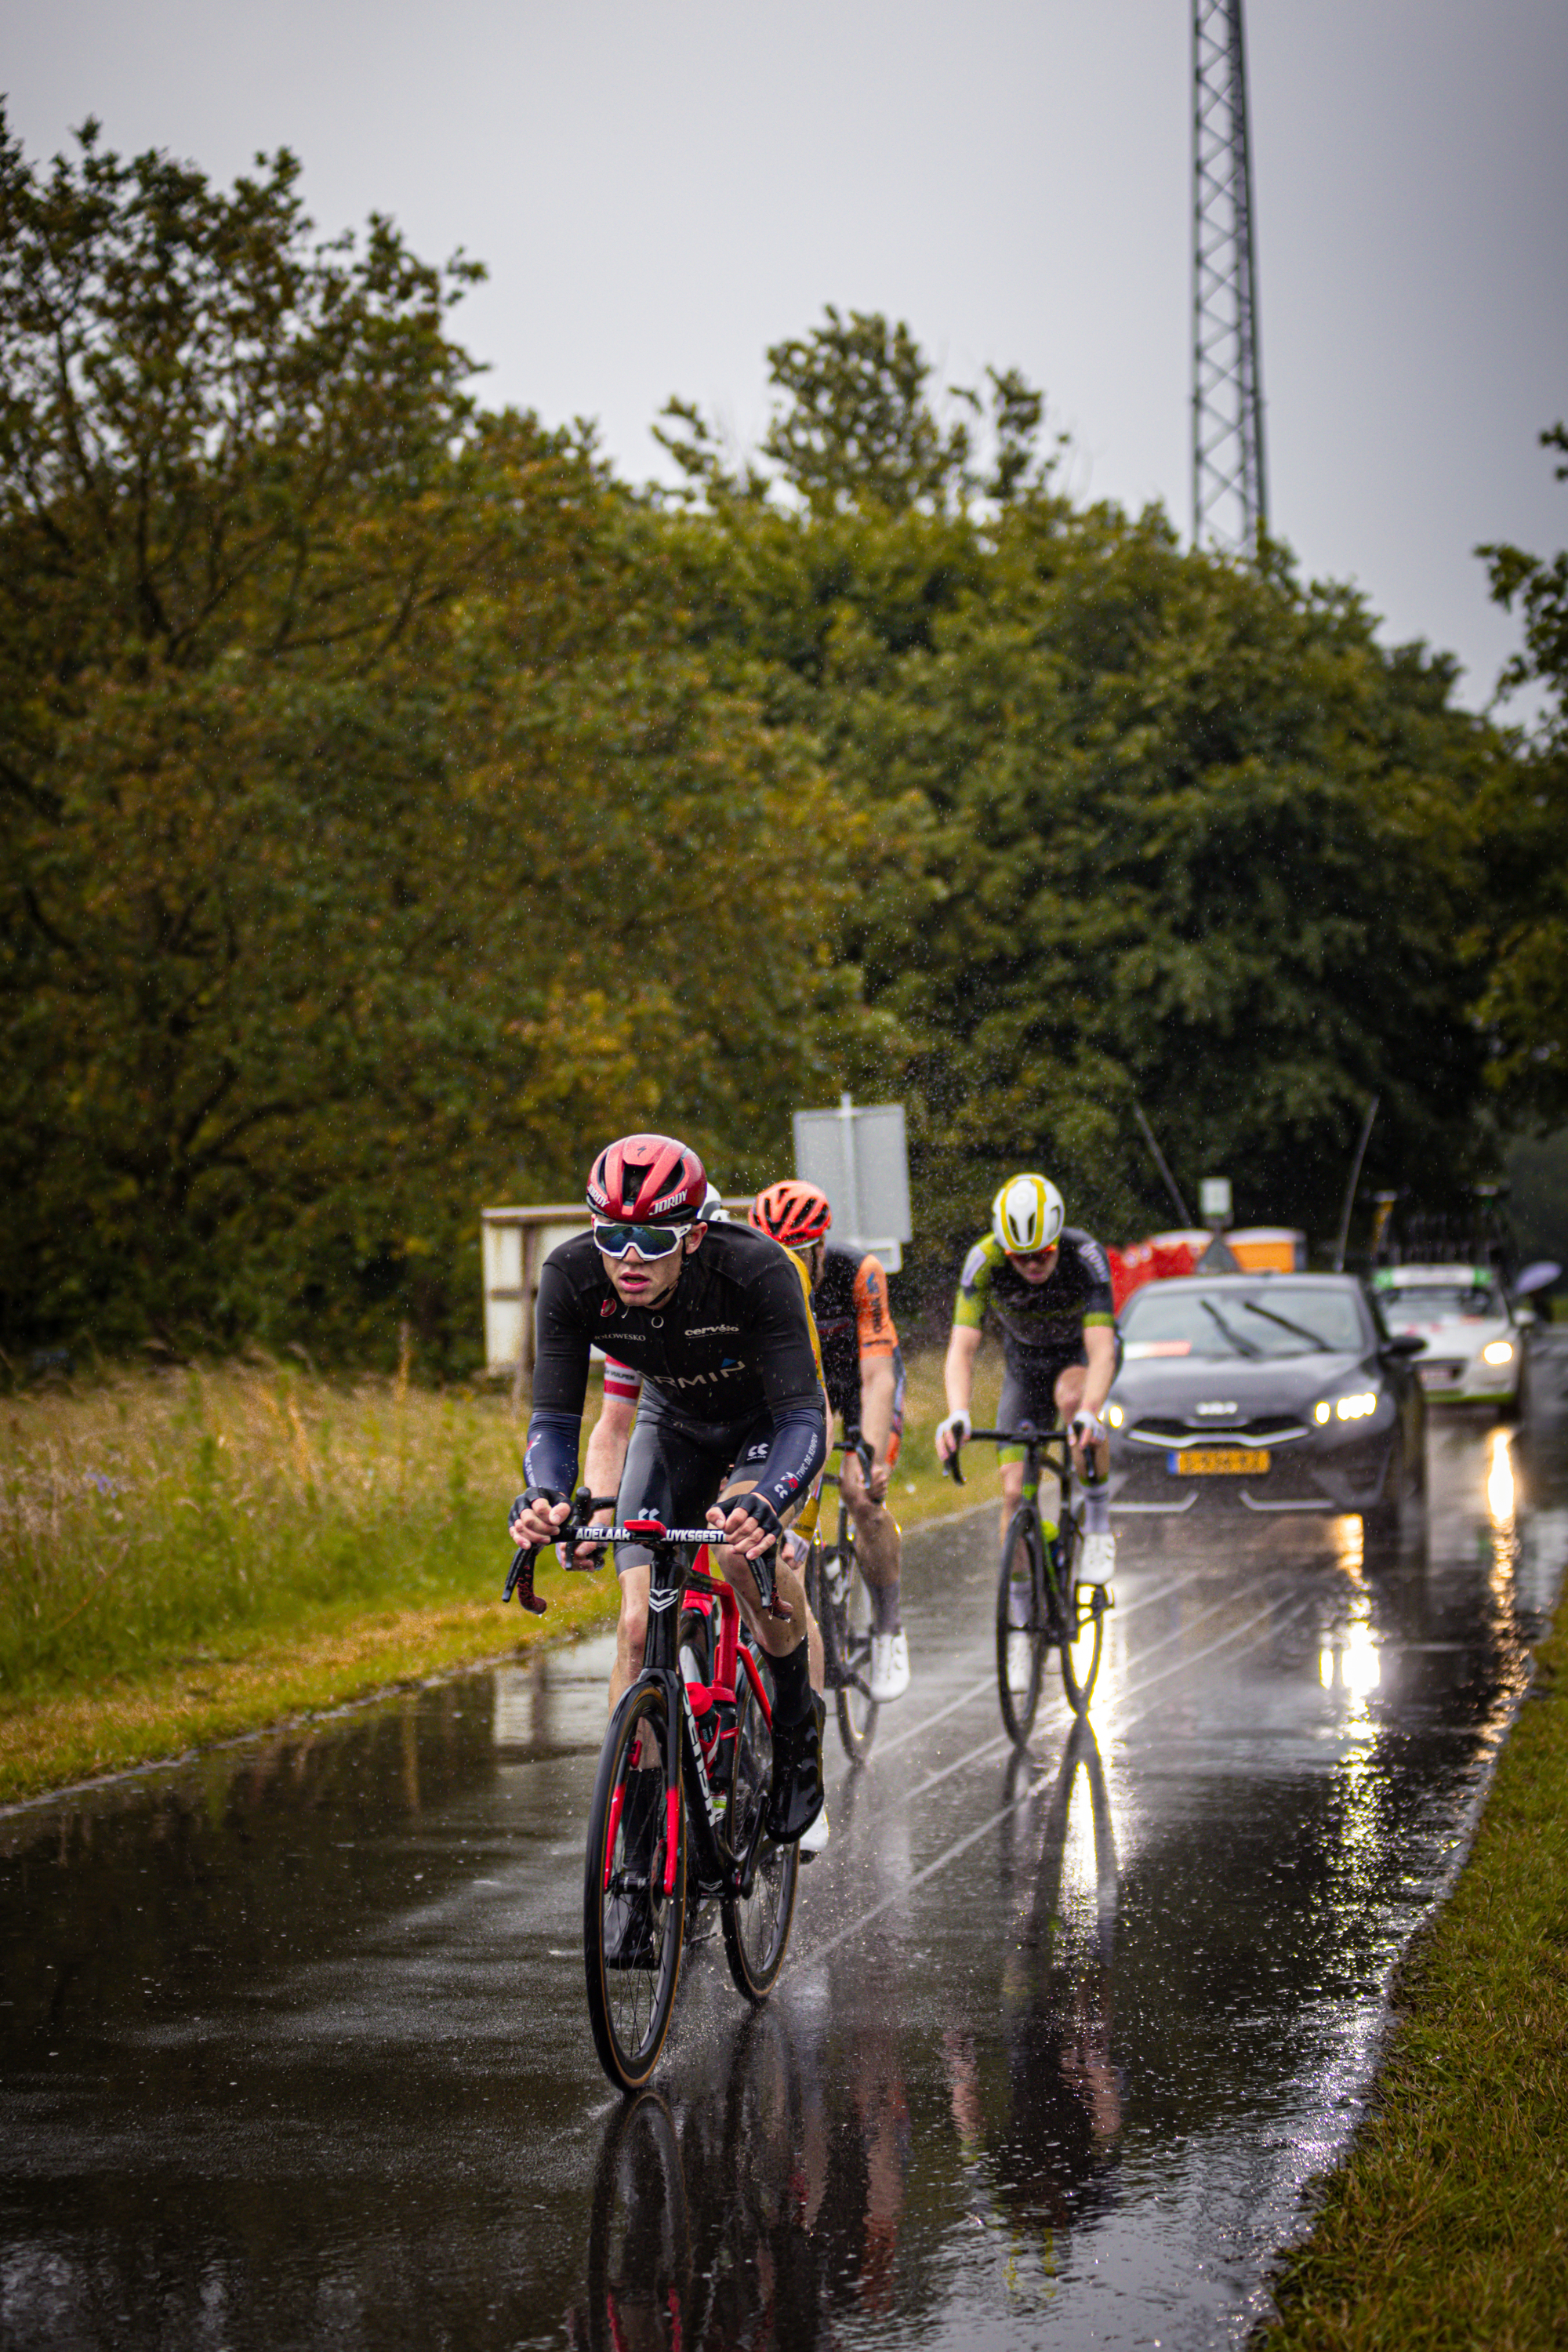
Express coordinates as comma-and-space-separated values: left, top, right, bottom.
3, 1344, 1566, 2350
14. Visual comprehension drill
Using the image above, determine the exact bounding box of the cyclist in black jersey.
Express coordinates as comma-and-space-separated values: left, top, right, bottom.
751, 1180, 912, 1703
509, 1133, 828, 1846
935, 1173, 1120, 1588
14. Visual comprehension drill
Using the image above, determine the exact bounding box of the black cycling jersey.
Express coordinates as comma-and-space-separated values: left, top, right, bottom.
811, 1243, 899, 1420
526, 1221, 826, 1526
953, 1227, 1115, 1364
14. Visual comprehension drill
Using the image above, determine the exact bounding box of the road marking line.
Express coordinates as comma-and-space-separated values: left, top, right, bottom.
808, 1596, 1316, 1961
872, 1558, 1232, 1764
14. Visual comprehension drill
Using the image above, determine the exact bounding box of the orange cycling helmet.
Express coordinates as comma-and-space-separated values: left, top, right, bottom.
750, 1180, 833, 1249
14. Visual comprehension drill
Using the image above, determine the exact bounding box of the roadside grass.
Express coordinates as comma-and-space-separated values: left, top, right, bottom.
1260, 1606, 1568, 2351
2, 1346, 1002, 1804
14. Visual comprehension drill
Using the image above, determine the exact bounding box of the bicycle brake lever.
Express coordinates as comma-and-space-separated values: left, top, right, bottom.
747, 1544, 793, 1620
503, 1544, 548, 1614
944, 1448, 966, 1486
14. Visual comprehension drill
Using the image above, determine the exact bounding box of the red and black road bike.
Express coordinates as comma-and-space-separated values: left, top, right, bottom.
506, 1501, 799, 2091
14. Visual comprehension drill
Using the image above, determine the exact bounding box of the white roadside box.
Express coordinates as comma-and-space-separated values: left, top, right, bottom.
792, 1095, 912, 1272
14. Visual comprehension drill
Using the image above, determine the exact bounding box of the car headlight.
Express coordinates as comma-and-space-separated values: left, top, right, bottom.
1332, 1392, 1378, 1421
1482, 1341, 1514, 1367
1107, 1403, 1124, 1428
1313, 1401, 1331, 1425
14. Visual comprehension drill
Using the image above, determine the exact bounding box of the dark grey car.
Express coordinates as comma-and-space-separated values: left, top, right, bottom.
1108, 1272, 1426, 1542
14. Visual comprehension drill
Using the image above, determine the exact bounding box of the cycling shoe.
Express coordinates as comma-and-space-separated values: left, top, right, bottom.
766, 1694, 826, 1844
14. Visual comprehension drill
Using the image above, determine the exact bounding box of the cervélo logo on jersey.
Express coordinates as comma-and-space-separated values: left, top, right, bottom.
685, 1323, 739, 1337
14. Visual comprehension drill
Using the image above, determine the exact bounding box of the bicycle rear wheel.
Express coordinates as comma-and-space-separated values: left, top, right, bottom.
818, 1540, 879, 1762
996, 1506, 1048, 1745
1053, 1512, 1104, 1716
721, 1647, 799, 2001
584, 1684, 686, 2090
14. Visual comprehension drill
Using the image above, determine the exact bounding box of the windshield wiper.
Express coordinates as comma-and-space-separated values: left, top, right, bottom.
1236, 1298, 1335, 1352
1200, 1299, 1261, 1359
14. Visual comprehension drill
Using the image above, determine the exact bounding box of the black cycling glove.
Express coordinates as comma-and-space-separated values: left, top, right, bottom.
733, 1490, 782, 1544
510, 1486, 566, 1530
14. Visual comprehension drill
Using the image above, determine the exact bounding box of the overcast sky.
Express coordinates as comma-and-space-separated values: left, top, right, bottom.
5, 0, 1564, 710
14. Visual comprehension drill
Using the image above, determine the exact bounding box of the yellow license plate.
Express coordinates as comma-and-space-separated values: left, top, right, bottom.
1171, 1447, 1271, 1475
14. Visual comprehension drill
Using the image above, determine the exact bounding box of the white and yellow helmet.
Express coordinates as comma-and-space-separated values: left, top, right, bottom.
991, 1173, 1065, 1257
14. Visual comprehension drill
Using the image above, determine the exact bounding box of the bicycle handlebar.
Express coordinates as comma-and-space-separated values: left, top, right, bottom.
833, 1432, 876, 1481
942, 1423, 1104, 1487
503, 1506, 789, 1616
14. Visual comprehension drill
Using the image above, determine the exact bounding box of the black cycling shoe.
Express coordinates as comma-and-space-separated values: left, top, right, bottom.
604, 1771, 661, 1969
766, 1693, 826, 1844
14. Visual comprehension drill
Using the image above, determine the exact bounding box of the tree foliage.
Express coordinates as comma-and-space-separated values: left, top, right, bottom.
0, 119, 862, 1364
657, 313, 1504, 1273
0, 113, 1536, 1362
1474, 423, 1568, 1123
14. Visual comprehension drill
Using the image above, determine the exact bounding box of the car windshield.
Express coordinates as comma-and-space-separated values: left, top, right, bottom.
1121, 1285, 1366, 1360
1381, 1285, 1499, 1326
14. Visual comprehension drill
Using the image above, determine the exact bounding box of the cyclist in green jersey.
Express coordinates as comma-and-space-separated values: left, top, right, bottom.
935, 1174, 1119, 1585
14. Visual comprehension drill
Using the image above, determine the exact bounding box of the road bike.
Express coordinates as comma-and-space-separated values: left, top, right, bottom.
946, 1424, 1108, 1738
802, 1435, 878, 1764
505, 1498, 799, 2092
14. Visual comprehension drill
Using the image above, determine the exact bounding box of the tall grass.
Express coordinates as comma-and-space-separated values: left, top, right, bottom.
1, 1344, 1004, 1711
1, 1359, 530, 1698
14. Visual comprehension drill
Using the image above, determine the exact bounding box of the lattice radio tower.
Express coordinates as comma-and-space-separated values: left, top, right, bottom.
1192, 0, 1268, 553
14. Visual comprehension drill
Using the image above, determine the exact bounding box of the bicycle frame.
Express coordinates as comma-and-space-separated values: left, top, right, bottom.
507, 1514, 778, 1901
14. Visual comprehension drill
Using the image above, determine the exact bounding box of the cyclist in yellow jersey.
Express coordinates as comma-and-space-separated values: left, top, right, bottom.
936, 1174, 1119, 1588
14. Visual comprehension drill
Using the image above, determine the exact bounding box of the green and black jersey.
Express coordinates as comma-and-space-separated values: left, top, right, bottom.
953, 1229, 1115, 1368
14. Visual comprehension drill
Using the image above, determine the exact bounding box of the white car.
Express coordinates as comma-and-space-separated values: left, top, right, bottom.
1371, 1265, 1530, 1413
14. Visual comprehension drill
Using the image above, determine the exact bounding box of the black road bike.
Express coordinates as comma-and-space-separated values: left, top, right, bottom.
505, 1501, 799, 2091
804, 1435, 879, 1764
946, 1424, 1109, 1739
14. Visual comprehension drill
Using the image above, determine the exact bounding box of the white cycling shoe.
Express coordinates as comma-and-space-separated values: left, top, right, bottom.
868, 1629, 911, 1702
798, 1804, 830, 1860
1079, 1530, 1116, 1584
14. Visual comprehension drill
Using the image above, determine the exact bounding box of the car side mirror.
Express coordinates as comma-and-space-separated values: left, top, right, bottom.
1381, 1334, 1425, 1358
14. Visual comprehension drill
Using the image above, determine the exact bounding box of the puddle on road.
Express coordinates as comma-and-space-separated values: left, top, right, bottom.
2, 1363, 1565, 2350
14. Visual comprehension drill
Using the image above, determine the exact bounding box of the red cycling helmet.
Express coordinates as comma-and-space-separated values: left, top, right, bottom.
586, 1134, 709, 1225
750, 1180, 833, 1249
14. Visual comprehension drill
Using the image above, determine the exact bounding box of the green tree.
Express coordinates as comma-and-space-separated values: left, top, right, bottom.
0, 121, 864, 1364
652, 313, 1503, 1269
1475, 423, 1568, 1123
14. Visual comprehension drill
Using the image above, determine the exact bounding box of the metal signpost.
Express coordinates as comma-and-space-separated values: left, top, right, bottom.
792, 1094, 913, 1272
1199, 1174, 1233, 1229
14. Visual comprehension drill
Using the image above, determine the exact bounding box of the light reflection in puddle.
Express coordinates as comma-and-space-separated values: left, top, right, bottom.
1319, 1516, 1381, 1701
1487, 1426, 1515, 1531
1319, 1618, 1381, 1698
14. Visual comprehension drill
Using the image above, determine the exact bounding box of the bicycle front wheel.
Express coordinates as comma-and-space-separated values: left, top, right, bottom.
1052, 1512, 1104, 1716
584, 1684, 686, 2091
818, 1541, 879, 1762
721, 1647, 799, 2002
996, 1507, 1047, 1745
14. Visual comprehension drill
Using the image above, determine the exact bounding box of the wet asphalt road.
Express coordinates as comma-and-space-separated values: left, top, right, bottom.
3, 1342, 1566, 2351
